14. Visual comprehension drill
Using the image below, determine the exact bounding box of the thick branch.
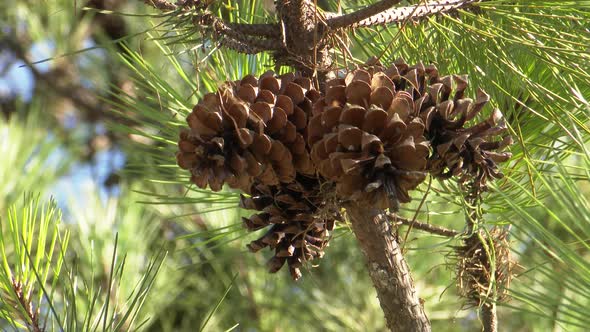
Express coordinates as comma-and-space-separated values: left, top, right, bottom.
354, 0, 480, 28
327, 0, 403, 29
346, 203, 431, 332
209, 17, 280, 52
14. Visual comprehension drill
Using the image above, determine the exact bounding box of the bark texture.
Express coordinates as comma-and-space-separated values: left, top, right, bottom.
482, 303, 497, 332
346, 204, 431, 332
353, 0, 480, 27
275, 0, 332, 77
327, 0, 403, 29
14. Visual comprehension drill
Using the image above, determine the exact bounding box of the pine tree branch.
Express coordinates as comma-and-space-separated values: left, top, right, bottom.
227, 23, 281, 38
219, 36, 279, 54
327, 0, 403, 29
207, 16, 280, 52
482, 302, 498, 332
353, 0, 480, 28
386, 213, 461, 237
345, 203, 431, 332
143, 0, 176, 11
142, 0, 280, 37
463, 188, 501, 332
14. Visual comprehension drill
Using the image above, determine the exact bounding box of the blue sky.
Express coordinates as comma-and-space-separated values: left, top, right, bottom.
2, 39, 126, 211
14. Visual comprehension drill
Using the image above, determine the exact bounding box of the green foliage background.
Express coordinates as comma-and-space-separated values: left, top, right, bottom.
0, 0, 589, 331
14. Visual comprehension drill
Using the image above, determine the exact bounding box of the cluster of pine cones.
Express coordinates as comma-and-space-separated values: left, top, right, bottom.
176, 58, 512, 279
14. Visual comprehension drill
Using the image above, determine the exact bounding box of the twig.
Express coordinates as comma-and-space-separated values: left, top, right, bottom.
462, 187, 499, 332
354, 0, 481, 28
386, 213, 461, 238
482, 302, 498, 332
327, 0, 403, 29
228, 23, 281, 38
143, 0, 176, 11
143, 1, 281, 53
209, 17, 280, 51
402, 176, 433, 251
219, 36, 278, 54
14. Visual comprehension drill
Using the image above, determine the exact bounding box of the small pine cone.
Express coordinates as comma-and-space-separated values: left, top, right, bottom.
309, 66, 430, 211
176, 92, 255, 192
240, 175, 338, 280
176, 72, 321, 192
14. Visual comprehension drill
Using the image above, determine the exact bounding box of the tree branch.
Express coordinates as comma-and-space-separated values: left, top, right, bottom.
327, 0, 403, 29
386, 213, 461, 237
463, 188, 500, 332
208, 17, 280, 52
143, 0, 176, 11
345, 203, 431, 332
354, 0, 480, 28
219, 36, 279, 54
142, 0, 280, 37
227, 23, 281, 38
482, 302, 498, 332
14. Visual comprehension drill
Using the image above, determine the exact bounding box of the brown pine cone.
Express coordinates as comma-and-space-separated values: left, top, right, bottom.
388, 60, 513, 191
240, 175, 339, 280
349, 58, 512, 192
235, 71, 320, 176
176, 72, 321, 192
309, 66, 430, 211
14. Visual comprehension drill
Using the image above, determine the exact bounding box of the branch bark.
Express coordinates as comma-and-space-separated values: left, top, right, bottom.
482, 302, 497, 332
327, 0, 403, 29
274, 0, 332, 76
345, 203, 431, 332
227, 23, 280, 38
219, 36, 279, 54
143, 0, 280, 40
386, 213, 460, 237
143, 0, 176, 11
353, 0, 480, 28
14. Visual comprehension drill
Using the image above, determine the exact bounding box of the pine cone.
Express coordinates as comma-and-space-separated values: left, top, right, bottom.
388, 60, 514, 191
309, 66, 430, 211
235, 71, 320, 176
176, 72, 321, 192
344, 58, 512, 192
240, 175, 339, 280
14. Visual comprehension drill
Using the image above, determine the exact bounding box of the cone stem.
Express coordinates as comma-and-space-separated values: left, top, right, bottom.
345, 203, 431, 332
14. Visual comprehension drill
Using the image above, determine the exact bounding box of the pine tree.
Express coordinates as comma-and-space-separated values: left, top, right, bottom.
1, 1, 589, 331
